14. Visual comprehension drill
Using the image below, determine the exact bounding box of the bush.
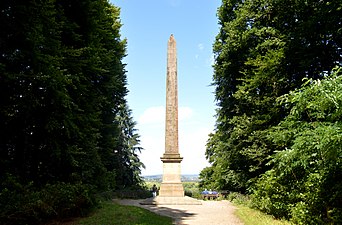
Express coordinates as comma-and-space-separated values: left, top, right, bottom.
251, 168, 295, 219
252, 68, 342, 224
101, 187, 152, 200
183, 182, 202, 199
227, 192, 251, 205
0, 177, 97, 225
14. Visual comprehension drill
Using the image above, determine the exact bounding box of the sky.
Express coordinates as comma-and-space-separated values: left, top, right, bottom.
111, 0, 221, 176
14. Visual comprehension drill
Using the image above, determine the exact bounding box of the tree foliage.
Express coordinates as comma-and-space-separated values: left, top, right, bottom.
0, 0, 144, 223
252, 67, 342, 224
203, 0, 342, 223
113, 103, 145, 188
204, 0, 342, 192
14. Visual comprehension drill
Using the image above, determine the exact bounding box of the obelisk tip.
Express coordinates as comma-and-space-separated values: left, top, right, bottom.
169, 34, 175, 42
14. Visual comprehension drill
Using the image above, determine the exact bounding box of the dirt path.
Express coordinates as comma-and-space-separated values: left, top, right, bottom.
115, 199, 244, 225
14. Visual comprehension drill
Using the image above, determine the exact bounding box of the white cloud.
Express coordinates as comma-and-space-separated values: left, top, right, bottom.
198, 43, 204, 51
138, 106, 164, 124
179, 106, 193, 120
138, 133, 164, 175
208, 53, 215, 66
137, 106, 213, 176
138, 124, 212, 176
179, 127, 211, 174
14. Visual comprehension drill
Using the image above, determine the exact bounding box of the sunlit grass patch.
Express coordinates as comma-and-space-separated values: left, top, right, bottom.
235, 205, 292, 225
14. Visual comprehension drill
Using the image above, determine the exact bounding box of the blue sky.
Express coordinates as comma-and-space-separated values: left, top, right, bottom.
112, 0, 221, 175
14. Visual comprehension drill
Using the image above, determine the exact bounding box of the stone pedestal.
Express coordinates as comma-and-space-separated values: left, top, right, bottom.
159, 155, 184, 197
140, 196, 201, 205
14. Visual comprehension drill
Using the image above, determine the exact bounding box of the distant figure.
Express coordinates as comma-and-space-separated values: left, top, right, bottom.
152, 184, 158, 197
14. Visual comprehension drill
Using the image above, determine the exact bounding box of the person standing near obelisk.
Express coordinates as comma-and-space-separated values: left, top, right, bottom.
159, 34, 184, 197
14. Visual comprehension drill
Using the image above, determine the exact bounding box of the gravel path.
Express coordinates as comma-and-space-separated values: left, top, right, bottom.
115, 199, 244, 225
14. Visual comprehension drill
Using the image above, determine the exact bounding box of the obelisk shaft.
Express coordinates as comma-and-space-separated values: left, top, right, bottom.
164, 34, 179, 156
159, 34, 184, 197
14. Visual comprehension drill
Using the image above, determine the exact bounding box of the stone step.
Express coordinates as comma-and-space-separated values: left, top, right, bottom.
140, 196, 202, 205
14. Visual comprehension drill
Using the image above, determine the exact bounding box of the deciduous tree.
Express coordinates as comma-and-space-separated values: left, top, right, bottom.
204, 0, 342, 192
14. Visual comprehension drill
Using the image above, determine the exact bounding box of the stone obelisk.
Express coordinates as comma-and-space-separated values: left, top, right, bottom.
141, 35, 200, 205
159, 34, 184, 197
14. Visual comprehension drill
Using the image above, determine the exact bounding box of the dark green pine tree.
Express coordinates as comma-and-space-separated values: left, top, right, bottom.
203, 0, 342, 192
114, 103, 145, 188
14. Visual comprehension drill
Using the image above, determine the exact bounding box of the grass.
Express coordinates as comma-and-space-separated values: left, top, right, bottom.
235, 205, 293, 225
57, 202, 173, 225
78, 202, 173, 225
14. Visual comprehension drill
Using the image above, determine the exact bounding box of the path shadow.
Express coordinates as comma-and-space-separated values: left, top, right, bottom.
114, 199, 197, 224
143, 204, 196, 223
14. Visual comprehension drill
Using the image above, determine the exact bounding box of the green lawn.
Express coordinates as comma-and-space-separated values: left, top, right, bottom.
64, 202, 173, 225
235, 205, 292, 225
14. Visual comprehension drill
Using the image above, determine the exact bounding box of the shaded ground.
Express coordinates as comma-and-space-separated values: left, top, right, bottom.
115, 199, 244, 225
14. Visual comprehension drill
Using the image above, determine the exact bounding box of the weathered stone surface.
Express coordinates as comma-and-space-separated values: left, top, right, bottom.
159, 34, 184, 198
159, 183, 184, 197
164, 34, 179, 155
159, 162, 184, 197
157, 35, 200, 205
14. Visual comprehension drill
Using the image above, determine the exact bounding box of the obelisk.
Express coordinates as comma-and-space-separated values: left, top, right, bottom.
159, 34, 184, 197
140, 35, 200, 205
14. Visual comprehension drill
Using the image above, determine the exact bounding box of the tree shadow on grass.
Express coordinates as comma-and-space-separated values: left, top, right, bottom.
115, 199, 197, 224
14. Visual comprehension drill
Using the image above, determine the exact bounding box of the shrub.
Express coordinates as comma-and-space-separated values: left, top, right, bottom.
227, 192, 251, 205
183, 182, 202, 199
0, 177, 97, 225
252, 68, 342, 224
103, 187, 153, 199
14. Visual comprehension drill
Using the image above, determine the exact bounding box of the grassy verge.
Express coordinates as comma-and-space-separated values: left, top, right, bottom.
55, 202, 173, 225
225, 192, 292, 225
235, 205, 292, 225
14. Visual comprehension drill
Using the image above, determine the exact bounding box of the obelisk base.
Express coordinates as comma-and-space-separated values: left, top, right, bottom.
140, 196, 202, 205
159, 182, 184, 197
159, 155, 184, 197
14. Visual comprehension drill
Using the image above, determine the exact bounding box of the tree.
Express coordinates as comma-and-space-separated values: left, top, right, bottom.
0, 0, 76, 184
0, 0, 141, 188
252, 67, 342, 224
203, 0, 342, 192
114, 103, 145, 187
0, 0, 144, 223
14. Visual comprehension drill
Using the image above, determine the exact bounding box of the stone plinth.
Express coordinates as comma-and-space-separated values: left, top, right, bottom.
140, 196, 201, 205
159, 183, 184, 197
159, 155, 184, 197
159, 157, 184, 197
